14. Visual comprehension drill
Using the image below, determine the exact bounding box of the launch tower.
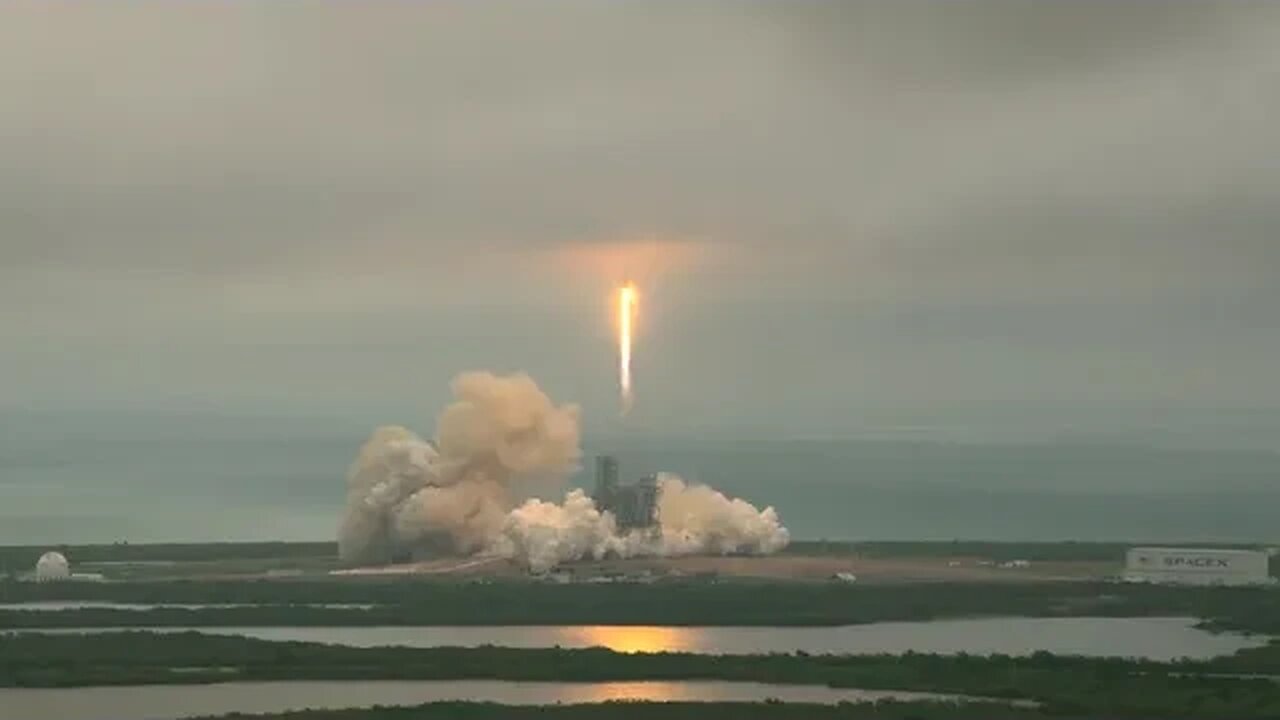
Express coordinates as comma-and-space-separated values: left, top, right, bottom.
593, 455, 658, 530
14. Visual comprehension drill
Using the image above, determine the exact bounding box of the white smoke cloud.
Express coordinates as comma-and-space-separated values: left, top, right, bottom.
495, 489, 633, 574
499, 476, 790, 573
338, 371, 580, 564
339, 371, 788, 570
652, 475, 790, 557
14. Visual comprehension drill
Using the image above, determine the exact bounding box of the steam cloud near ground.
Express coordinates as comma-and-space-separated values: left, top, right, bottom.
339, 372, 788, 572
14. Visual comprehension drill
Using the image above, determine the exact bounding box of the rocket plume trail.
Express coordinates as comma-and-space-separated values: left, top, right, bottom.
618, 282, 637, 416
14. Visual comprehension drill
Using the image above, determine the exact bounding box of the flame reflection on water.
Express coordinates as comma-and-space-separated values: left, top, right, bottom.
554, 681, 706, 704
568, 625, 700, 654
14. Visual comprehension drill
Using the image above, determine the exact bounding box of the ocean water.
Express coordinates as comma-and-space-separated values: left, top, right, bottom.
1, 410, 1277, 545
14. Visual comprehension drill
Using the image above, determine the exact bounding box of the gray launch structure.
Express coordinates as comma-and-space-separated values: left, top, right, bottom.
593, 455, 658, 530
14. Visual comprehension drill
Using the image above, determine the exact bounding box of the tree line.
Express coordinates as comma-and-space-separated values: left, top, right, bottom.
4, 580, 1280, 633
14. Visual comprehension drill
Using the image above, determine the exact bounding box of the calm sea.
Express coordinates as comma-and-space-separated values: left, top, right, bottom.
2, 410, 1277, 545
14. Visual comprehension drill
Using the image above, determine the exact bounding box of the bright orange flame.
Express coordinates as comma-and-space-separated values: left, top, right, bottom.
618, 283, 637, 416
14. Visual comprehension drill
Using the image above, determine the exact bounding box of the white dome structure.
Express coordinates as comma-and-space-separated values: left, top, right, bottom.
34, 551, 70, 582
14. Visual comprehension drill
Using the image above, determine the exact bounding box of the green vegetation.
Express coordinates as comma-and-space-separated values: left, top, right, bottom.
2, 539, 1271, 571
788, 540, 1135, 562
0, 542, 336, 569
793, 541, 1279, 574
4, 580, 1280, 633
5, 540, 1277, 718
4, 632, 1280, 718
2, 540, 1273, 584
0, 542, 341, 582
189, 701, 1058, 720
799, 540, 1258, 562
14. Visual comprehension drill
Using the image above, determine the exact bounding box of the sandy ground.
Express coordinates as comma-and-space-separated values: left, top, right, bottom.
329, 556, 508, 577
552, 554, 1118, 584
319, 554, 1119, 584
144, 552, 1117, 584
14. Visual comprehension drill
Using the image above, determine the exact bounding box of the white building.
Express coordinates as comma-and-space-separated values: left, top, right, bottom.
34, 551, 71, 582
1124, 547, 1272, 586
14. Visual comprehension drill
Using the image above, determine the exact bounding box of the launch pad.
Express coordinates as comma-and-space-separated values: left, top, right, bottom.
593, 455, 658, 530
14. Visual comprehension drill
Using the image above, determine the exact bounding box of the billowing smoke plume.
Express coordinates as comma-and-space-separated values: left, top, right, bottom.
339, 372, 580, 564
498, 476, 789, 572
339, 372, 788, 570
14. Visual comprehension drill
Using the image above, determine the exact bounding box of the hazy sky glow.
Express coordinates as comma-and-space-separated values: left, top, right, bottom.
3, 2, 1279, 440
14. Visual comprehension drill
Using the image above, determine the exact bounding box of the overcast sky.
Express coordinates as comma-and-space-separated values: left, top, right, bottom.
3, 2, 1279, 440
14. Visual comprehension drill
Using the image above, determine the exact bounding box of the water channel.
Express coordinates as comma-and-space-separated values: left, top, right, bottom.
8, 616, 1261, 660
0, 680, 1009, 720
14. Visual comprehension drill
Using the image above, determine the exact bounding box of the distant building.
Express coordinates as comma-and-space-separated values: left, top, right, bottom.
22, 553, 107, 583
593, 455, 658, 530
1124, 547, 1272, 586
34, 552, 70, 582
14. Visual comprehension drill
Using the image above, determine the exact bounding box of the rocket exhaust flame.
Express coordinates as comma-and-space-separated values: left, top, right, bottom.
618, 283, 637, 416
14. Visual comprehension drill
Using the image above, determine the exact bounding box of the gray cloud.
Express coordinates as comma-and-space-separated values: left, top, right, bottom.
1, 2, 1277, 432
